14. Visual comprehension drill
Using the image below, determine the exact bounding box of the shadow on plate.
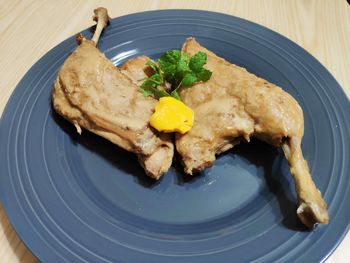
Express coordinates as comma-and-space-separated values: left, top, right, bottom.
52, 110, 160, 188
53, 110, 307, 231
233, 139, 307, 231
172, 156, 206, 186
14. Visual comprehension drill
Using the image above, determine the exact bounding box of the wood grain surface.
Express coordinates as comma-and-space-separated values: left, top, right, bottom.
0, 0, 349, 262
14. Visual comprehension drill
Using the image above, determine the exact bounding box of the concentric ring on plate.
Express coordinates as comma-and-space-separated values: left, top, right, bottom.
0, 10, 349, 263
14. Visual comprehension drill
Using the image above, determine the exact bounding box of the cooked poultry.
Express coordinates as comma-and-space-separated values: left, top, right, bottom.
176, 37, 329, 227
52, 8, 173, 179
52, 6, 328, 227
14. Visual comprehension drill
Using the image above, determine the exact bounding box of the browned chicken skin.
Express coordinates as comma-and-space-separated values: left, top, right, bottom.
176, 38, 329, 227
52, 7, 328, 228
52, 8, 173, 179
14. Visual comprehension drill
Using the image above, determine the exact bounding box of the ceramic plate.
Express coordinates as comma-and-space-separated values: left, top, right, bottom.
1, 10, 349, 262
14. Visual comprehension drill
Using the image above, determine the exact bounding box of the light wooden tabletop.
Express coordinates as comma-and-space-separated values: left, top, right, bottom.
0, 0, 349, 262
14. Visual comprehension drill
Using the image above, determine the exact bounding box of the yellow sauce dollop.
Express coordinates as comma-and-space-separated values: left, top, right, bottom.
150, 97, 194, 134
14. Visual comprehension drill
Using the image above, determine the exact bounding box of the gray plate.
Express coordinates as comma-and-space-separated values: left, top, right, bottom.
0, 10, 349, 263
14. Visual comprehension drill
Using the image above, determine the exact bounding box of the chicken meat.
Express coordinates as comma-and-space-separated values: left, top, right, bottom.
52, 8, 174, 179
176, 37, 329, 227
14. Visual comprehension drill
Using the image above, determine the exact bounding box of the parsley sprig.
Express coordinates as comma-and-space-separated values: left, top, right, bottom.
140, 50, 212, 100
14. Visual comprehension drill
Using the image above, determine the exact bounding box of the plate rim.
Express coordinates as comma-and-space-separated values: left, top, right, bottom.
0, 9, 349, 263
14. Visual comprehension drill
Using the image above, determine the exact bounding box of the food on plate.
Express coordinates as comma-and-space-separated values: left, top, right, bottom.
139, 49, 212, 101
121, 57, 195, 133
52, 7, 328, 228
52, 8, 173, 180
150, 96, 194, 134
175, 37, 329, 227
138, 49, 212, 133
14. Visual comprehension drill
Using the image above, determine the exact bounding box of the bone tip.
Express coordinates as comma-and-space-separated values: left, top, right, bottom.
185, 36, 196, 44
142, 165, 163, 180
75, 33, 85, 45
73, 122, 82, 135
93, 7, 110, 25
297, 202, 329, 229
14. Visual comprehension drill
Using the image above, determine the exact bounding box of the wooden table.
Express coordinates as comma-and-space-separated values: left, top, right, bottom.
0, 1, 349, 262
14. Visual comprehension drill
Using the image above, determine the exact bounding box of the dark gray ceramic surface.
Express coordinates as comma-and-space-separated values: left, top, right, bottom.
0, 10, 349, 262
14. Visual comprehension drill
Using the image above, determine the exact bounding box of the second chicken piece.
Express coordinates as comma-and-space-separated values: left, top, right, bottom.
176, 38, 329, 228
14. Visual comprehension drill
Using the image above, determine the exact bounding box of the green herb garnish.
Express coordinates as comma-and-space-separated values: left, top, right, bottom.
139, 50, 212, 100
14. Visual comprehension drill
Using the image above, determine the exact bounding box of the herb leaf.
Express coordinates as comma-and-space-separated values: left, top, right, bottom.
189, 51, 207, 73
159, 51, 191, 83
140, 74, 163, 89
196, 68, 212, 82
139, 87, 154, 97
170, 89, 181, 100
140, 49, 212, 100
182, 73, 197, 86
146, 60, 161, 74
139, 71, 169, 99
176, 55, 191, 79
139, 85, 170, 99
150, 88, 170, 99
159, 50, 181, 64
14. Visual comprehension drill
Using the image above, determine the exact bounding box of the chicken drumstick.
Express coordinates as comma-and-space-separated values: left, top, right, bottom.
176, 38, 329, 227
52, 8, 174, 179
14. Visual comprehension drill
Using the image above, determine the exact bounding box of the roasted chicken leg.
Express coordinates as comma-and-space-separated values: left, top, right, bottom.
176, 38, 329, 227
52, 8, 173, 179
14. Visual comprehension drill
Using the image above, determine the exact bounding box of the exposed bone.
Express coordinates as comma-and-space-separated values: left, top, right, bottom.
282, 137, 329, 228
178, 37, 329, 228
76, 33, 85, 45
52, 8, 174, 180
91, 7, 110, 45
